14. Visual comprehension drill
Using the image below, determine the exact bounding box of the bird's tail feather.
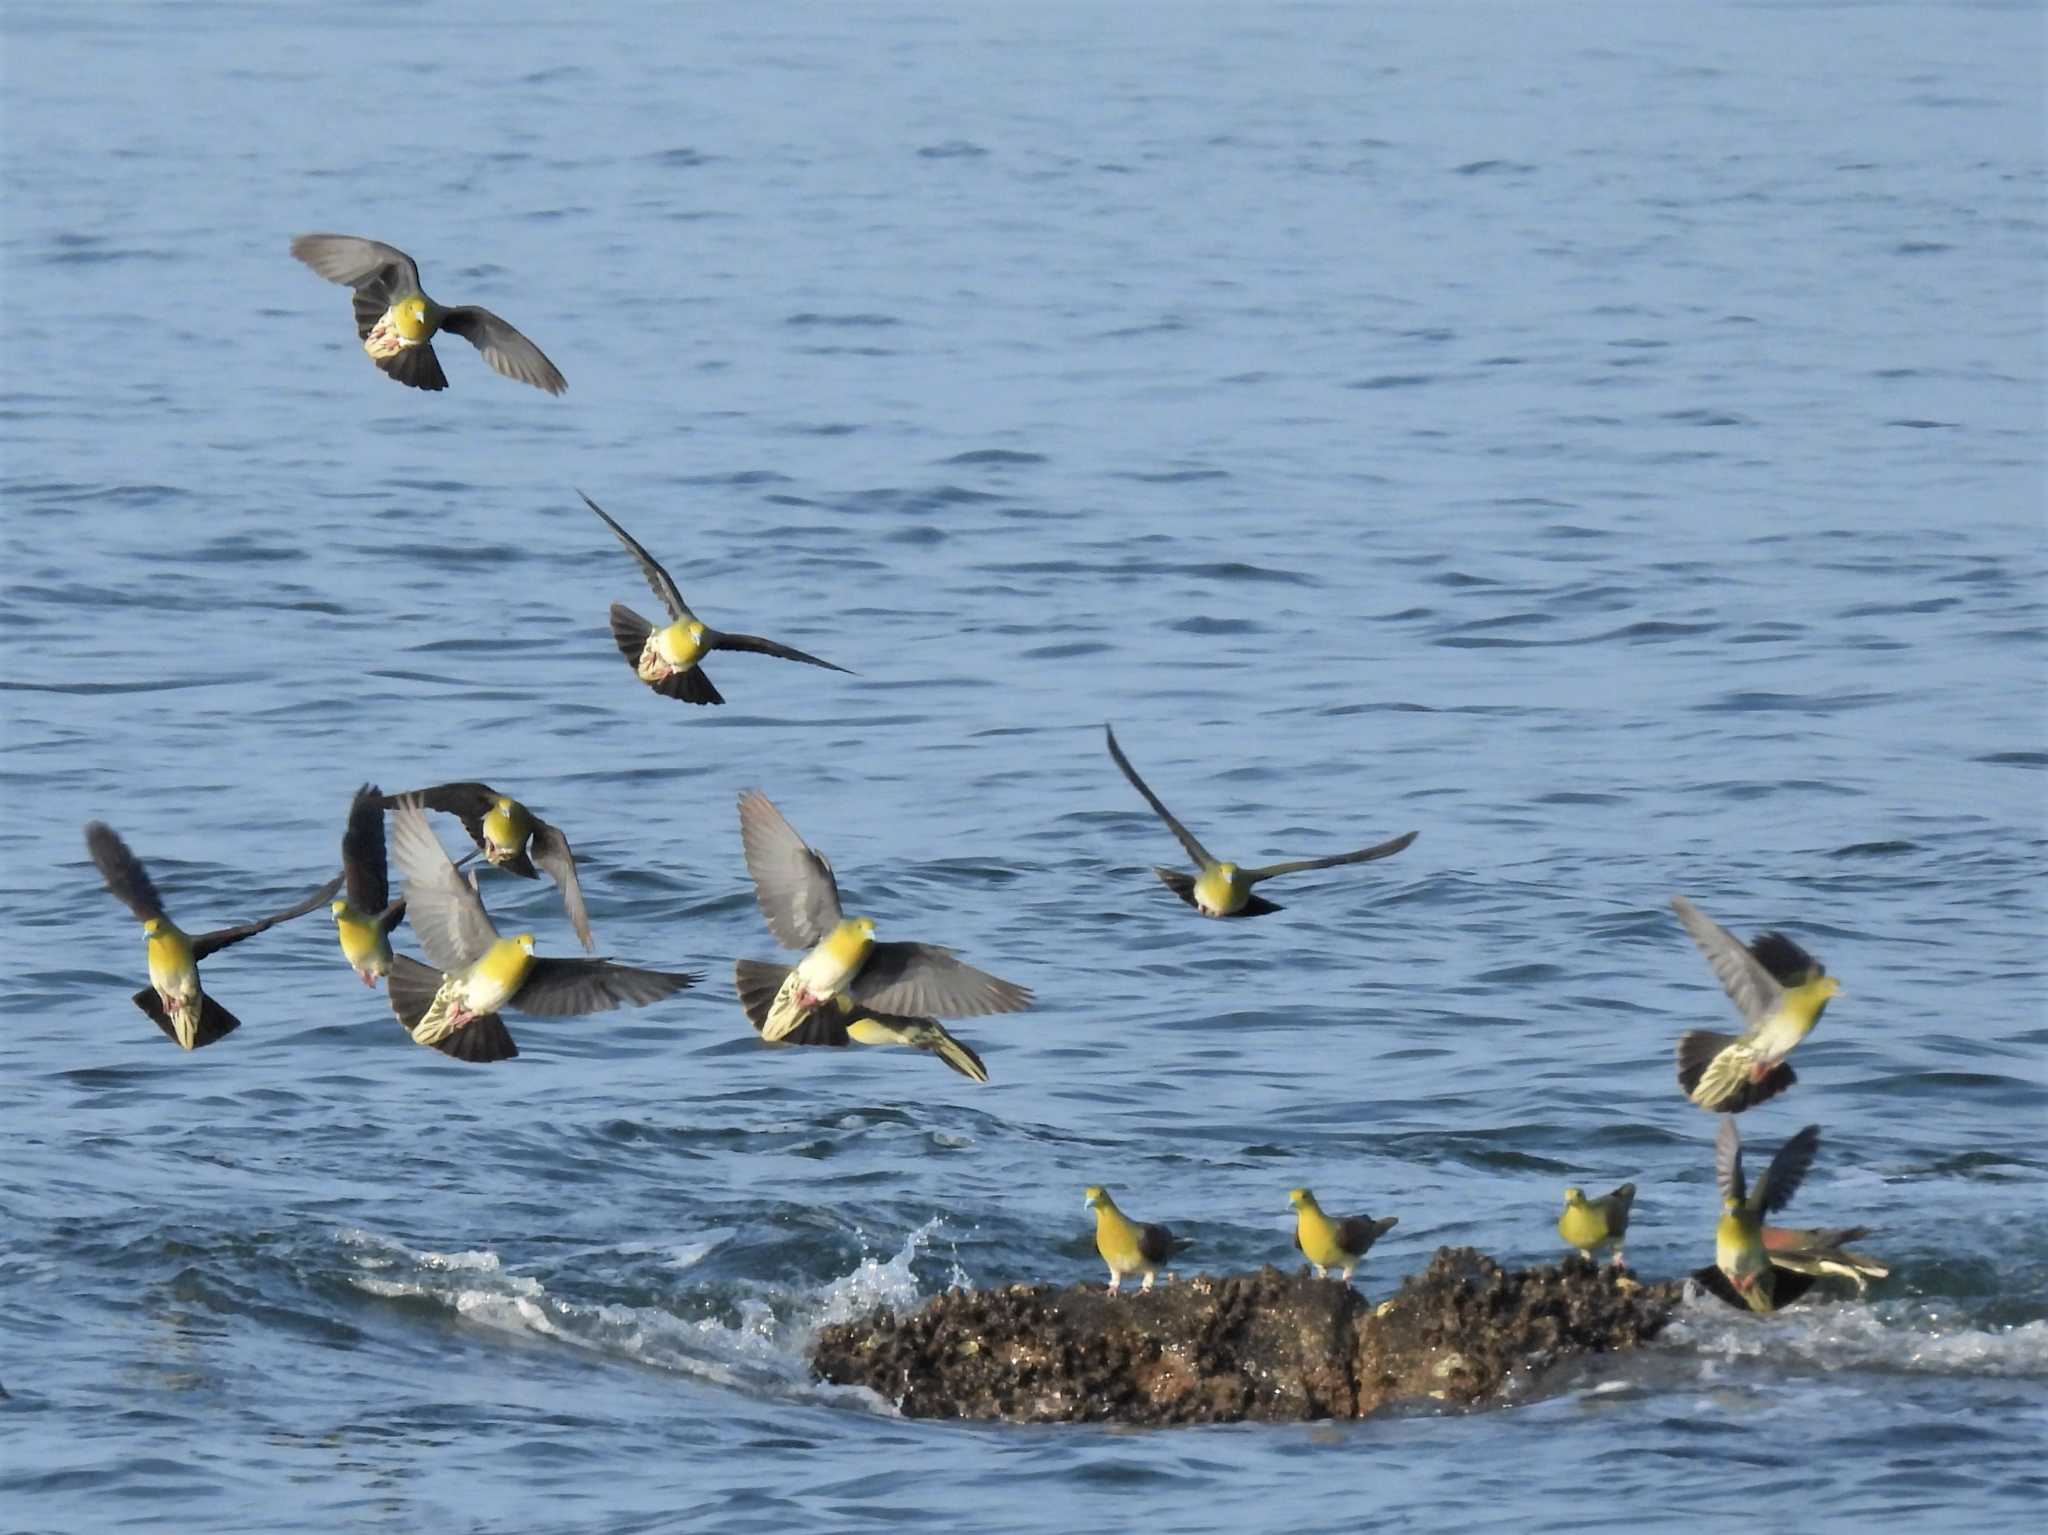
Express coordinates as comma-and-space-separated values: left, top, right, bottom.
734, 958, 848, 1047
925, 1024, 989, 1084
133, 988, 240, 1050
380, 341, 448, 391
433, 1014, 519, 1064
1677, 1030, 1797, 1112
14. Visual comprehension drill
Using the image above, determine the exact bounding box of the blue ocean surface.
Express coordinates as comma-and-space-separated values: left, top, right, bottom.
2, 2, 2044, 1530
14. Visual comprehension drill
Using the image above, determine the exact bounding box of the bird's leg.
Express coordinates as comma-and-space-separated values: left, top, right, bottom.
358, 970, 377, 988
1609, 1248, 1628, 1271
1107, 1274, 1122, 1295
1340, 1266, 1355, 1283
1140, 1272, 1155, 1294
1311, 1263, 1327, 1279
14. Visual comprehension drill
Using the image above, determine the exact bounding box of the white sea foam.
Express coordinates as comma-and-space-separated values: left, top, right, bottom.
334, 1219, 957, 1404
1666, 1288, 2048, 1378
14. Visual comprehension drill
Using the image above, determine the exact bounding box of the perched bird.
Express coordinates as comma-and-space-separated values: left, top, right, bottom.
1762, 1225, 1890, 1294
382, 783, 594, 951
1672, 895, 1840, 1113
384, 796, 697, 1064
1557, 1182, 1637, 1267
733, 958, 989, 1082
330, 784, 407, 987
1698, 1117, 1825, 1315
1084, 1186, 1188, 1294
580, 492, 851, 706
85, 822, 341, 1050
1288, 1188, 1398, 1283
290, 234, 566, 394
1104, 724, 1416, 917
735, 789, 1032, 1044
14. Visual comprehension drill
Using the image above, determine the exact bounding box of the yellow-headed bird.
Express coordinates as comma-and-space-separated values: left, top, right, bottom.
581, 493, 851, 706
330, 784, 406, 987
85, 822, 341, 1050
1288, 1189, 1398, 1282
290, 234, 566, 394
1762, 1225, 1890, 1294
736, 789, 1031, 1045
1105, 725, 1416, 918
381, 782, 594, 952
733, 958, 989, 1082
1084, 1186, 1188, 1294
1557, 1182, 1636, 1267
1672, 895, 1840, 1113
1698, 1117, 1824, 1315
384, 796, 697, 1063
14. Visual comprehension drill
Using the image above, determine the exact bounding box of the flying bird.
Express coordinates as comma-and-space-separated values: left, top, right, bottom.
1697, 1117, 1825, 1315
382, 783, 594, 951
1672, 895, 1840, 1113
580, 492, 850, 706
290, 234, 566, 394
733, 958, 989, 1082
330, 784, 407, 987
1084, 1186, 1188, 1294
735, 789, 1031, 1045
384, 796, 697, 1064
85, 821, 341, 1050
1557, 1182, 1637, 1268
1288, 1188, 1398, 1283
1104, 724, 1416, 917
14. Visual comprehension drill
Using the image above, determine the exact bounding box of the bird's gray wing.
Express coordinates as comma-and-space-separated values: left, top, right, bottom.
342, 783, 391, 912
86, 822, 166, 924
289, 234, 420, 296
850, 942, 1033, 1019
438, 306, 567, 395
191, 870, 347, 960
737, 790, 843, 949
1105, 724, 1216, 870
1241, 830, 1419, 885
1754, 1125, 1821, 1216
707, 628, 851, 674
509, 958, 699, 1018
1334, 1215, 1397, 1254
1715, 1115, 1747, 1206
579, 491, 688, 622
528, 819, 595, 953
1137, 1223, 1179, 1265
1672, 895, 1784, 1027
389, 796, 498, 973
387, 782, 498, 857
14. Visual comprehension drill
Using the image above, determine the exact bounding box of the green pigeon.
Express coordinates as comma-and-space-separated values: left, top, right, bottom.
1105, 724, 1416, 917
1698, 1117, 1824, 1314
291, 234, 566, 394
1557, 1182, 1636, 1267
1288, 1188, 1398, 1283
580, 492, 850, 706
1672, 895, 1840, 1113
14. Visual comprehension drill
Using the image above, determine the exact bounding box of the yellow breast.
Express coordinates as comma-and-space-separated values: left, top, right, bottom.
1193, 864, 1246, 916
465, 938, 534, 1013
482, 802, 529, 859
1557, 1200, 1610, 1251
1295, 1206, 1352, 1267
146, 924, 199, 998
1094, 1206, 1148, 1270
654, 620, 707, 669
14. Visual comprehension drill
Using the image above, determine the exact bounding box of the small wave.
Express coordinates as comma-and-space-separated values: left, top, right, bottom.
335, 1219, 953, 1405
1667, 1290, 2048, 1379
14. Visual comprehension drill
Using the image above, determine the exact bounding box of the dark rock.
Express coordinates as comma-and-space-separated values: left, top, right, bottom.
811, 1247, 1683, 1424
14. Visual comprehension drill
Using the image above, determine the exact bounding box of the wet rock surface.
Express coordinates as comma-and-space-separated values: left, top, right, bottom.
811, 1247, 1683, 1424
